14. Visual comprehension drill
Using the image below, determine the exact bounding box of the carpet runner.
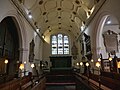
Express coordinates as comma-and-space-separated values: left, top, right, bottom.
46, 85, 76, 90
46, 68, 76, 90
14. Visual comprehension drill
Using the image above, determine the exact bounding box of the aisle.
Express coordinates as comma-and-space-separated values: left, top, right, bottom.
46, 85, 76, 90
45, 68, 76, 90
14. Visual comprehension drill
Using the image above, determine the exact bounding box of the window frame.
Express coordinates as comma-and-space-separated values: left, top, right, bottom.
51, 33, 70, 55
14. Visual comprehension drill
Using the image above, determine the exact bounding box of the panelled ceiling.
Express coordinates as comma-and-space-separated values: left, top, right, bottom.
11, 0, 105, 39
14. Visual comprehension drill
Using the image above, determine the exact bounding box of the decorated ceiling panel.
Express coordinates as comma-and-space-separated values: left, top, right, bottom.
81, 0, 95, 9
44, 0, 57, 11
61, 11, 70, 19
11, 0, 106, 39
32, 8, 42, 21
24, 0, 37, 9
77, 7, 87, 21
75, 17, 82, 29
47, 11, 58, 20
62, 0, 74, 10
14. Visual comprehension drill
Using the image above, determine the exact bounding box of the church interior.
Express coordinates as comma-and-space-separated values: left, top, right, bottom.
0, 0, 120, 90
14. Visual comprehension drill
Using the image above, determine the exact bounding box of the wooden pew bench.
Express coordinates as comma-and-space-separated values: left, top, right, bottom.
31, 77, 46, 90
21, 81, 33, 90
100, 76, 120, 90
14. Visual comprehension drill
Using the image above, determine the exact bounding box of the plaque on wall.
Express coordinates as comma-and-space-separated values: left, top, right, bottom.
29, 39, 35, 62
71, 42, 78, 60
103, 30, 118, 53
84, 33, 91, 54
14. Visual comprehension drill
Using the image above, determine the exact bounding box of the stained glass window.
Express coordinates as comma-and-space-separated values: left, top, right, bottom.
51, 34, 69, 55
52, 35, 57, 54
64, 36, 69, 54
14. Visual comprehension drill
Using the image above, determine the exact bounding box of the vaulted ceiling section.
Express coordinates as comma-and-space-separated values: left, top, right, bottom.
11, 0, 106, 39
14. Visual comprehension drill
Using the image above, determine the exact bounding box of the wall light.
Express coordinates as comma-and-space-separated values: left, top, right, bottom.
80, 62, 83, 66
28, 12, 32, 19
36, 28, 40, 32
76, 62, 79, 66
31, 64, 35, 68
24, 61, 26, 64
4, 59, 8, 64
106, 20, 111, 24
91, 59, 94, 62
117, 61, 120, 68
96, 62, 100, 68
86, 62, 89, 67
42, 35, 45, 39
98, 58, 101, 62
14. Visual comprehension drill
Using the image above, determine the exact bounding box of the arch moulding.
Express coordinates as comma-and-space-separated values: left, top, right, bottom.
0, 10, 28, 62
92, 11, 120, 61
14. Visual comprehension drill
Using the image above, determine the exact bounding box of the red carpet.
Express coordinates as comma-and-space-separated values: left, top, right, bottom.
46, 82, 76, 85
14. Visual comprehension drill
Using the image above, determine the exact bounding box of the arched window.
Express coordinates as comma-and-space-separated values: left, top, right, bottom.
51, 34, 69, 55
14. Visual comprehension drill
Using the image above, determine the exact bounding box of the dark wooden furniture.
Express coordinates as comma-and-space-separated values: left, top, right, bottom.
50, 56, 72, 68
0, 73, 46, 90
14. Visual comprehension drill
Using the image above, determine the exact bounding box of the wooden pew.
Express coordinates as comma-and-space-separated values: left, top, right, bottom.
0, 75, 32, 90
0, 73, 46, 90
31, 77, 46, 90
100, 76, 120, 90
0, 79, 20, 90
89, 73, 99, 82
21, 81, 33, 90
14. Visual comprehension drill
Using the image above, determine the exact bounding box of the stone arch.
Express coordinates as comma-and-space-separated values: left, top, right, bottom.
93, 11, 120, 60
0, 10, 28, 62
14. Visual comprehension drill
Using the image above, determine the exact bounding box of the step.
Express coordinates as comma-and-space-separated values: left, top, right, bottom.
46, 82, 76, 86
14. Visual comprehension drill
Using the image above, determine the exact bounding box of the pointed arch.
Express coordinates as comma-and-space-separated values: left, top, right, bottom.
0, 10, 28, 62
93, 11, 120, 60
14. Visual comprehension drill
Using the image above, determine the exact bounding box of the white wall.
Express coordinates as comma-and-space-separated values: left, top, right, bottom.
102, 25, 120, 58
0, 0, 43, 73
84, 0, 120, 61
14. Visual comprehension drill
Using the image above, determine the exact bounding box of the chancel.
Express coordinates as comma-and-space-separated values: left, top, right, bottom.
0, 0, 120, 90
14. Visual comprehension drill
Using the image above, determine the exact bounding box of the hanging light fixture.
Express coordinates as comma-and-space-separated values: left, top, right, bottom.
19, 64, 24, 70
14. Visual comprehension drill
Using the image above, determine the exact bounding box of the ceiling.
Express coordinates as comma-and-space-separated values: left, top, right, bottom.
11, 0, 105, 39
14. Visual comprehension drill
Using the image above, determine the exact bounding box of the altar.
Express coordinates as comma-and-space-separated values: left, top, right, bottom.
49, 56, 72, 73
